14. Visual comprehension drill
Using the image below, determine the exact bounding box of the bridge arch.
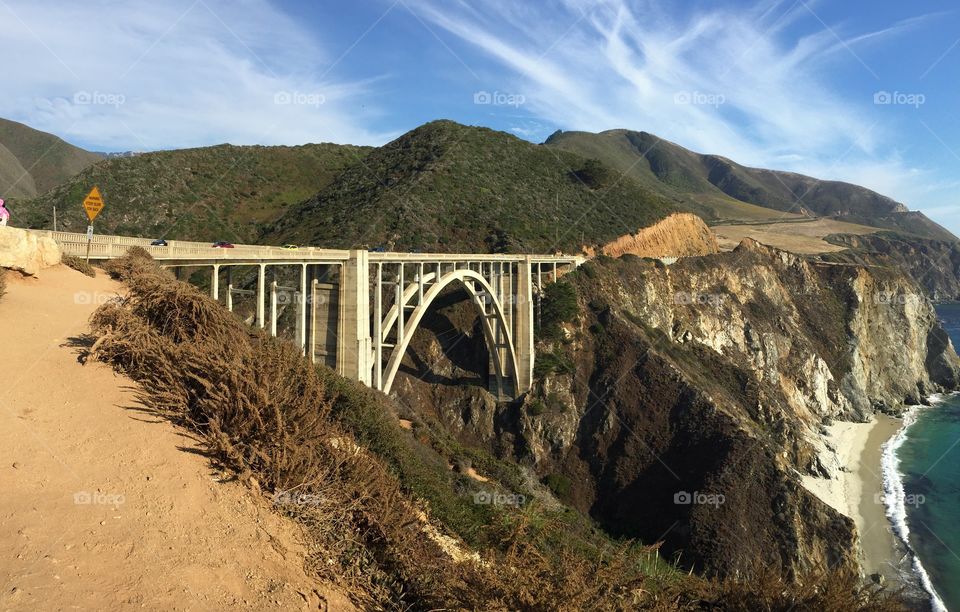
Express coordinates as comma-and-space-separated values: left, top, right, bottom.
379, 268, 519, 397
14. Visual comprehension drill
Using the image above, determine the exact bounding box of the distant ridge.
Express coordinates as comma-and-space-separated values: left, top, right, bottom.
0, 118, 101, 199
545, 128, 957, 242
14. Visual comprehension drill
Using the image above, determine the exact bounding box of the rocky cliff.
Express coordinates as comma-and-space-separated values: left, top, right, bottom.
824, 232, 960, 302
391, 239, 960, 582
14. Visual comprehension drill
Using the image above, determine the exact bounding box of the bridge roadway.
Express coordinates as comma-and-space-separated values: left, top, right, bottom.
38, 230, 583, 398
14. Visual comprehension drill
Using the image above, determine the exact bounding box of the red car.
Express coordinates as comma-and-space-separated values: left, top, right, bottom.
212, 241, 235, 248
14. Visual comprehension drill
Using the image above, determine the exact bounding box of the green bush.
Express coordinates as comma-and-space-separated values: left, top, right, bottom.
533, 349, 574, 378
537, 281, 579, 340
545, 473, 572, 497
527, 399, 546, 416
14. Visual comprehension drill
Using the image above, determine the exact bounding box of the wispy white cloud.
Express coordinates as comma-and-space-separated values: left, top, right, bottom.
410, 0, 958, 232
0, 0, 394, 150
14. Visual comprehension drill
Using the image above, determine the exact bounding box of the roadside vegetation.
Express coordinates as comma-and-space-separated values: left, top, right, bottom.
62, 255, 96, 277
82, 248, 907, 611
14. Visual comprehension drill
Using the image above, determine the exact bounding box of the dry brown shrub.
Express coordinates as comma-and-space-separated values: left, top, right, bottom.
102, 245, 157, 281
62, 255, 96, 277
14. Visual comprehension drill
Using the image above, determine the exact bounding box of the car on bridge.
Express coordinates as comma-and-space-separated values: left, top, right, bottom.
150, 239, 168, 247
212, 241, 235, 248
282, 244, 299, 250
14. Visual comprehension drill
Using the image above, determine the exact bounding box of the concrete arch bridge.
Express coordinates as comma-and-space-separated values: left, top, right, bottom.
39, 231, 582, 399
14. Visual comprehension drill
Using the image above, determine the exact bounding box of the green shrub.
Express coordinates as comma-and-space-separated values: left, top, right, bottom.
545, 473, 572, 497
533, 349, 574, 378
528, 399, 546, 416
537, 281, 578, 340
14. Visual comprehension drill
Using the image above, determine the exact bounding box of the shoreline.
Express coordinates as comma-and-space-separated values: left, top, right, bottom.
801, 416, 903, 580
856, 414, 903, 581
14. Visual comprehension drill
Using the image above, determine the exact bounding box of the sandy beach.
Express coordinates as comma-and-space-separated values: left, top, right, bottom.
802, 415, 904, 580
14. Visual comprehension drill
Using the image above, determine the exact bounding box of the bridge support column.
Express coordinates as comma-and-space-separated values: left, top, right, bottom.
211, 264, 220, 301
337, 250, 372, 386
256, 264, 266, 328
298, 264, 307, 353
226, 268, 233, 312
515, 257, 535, 393
270, 280, 278, 337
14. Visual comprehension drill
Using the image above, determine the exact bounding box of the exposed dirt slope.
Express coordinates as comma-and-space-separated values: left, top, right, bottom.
590, 213, 719, 258
0, 266, 350, 611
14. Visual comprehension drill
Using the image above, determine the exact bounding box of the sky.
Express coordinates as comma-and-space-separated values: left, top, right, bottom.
2, 0, 959, 234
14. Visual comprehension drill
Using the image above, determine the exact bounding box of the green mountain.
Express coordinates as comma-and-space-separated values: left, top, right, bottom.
15, 142, 371, 242
545, 129, 957, 242
0, 118, 101, 199
264, 120, 678, 252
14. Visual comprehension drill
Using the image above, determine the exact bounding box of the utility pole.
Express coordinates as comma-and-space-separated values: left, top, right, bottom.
53, 206, 57, 231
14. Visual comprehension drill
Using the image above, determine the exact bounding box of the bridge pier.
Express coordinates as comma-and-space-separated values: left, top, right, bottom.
515, 257, 535, 393
336, 250, 372, 386
226, 268, 233, 312
299, 264, 307, 353
270, 280, 278, 337
211, 264, 220, 301
256, 264, 266, 329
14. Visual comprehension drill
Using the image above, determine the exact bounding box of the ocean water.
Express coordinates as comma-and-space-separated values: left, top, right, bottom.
886, 303, 960, 611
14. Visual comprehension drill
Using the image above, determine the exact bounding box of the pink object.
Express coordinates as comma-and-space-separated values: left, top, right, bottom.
0, 199, 8, 224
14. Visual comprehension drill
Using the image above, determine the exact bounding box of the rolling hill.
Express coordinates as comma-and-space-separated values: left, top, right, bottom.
545, 129, 957, 242
15, 142, 372, 242
264, 120, 678, 252
0, 118, 101, 199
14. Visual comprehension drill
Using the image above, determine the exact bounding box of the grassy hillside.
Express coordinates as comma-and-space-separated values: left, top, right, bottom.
265, 120, 678, 252
0, 118, 101, 199
546, 129, 957, 241
15, 142, 371, 242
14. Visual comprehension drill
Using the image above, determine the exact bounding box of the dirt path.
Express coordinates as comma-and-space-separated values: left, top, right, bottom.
0, 266, 350, 611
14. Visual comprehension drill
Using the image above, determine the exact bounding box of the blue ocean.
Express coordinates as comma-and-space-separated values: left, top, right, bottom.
888, 303, 960, 611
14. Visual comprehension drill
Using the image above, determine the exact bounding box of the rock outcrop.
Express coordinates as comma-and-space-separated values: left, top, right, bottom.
586, 212, 719, 259
0, 226, 61, 275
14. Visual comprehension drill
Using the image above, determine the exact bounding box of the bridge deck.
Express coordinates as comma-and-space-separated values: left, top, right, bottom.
36, 230, 583, 266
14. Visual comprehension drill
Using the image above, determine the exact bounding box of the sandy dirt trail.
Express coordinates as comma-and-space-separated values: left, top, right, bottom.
0, 266, 350, 611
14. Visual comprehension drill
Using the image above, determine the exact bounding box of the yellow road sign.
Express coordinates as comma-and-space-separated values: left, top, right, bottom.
83, 186, 104, 222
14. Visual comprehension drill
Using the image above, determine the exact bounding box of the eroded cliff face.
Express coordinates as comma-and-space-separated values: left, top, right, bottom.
390, 239, 960, 581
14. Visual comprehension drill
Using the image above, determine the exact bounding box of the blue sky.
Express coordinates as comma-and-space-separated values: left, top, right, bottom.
2, 0, 959, 234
